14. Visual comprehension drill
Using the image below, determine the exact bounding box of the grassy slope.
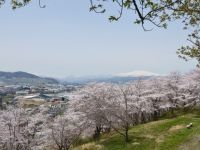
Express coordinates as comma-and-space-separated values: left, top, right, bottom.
73, 113, 200, 150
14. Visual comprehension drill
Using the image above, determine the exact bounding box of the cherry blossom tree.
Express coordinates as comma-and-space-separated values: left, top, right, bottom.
49, 116, 85, 150
167, 71, 182, 97
70, 83, 113, 141
103, 83, 153, 142
0, 107, 37, 150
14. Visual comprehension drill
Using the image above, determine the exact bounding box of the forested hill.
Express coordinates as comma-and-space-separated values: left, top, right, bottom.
0, 71, 58, 85
0, 71, 39, 78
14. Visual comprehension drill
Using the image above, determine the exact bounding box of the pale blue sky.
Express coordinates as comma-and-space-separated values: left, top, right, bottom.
0, 0, 197, 78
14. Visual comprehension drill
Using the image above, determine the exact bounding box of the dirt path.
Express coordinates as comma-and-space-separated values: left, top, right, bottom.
179, 135, 200, 150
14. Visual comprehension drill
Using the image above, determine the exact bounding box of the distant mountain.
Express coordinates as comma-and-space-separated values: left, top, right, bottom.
0, 71, 39, 79
62, 70, 160, 84
116, 70, 160, 77
0, 71, 58, 85
63, 76, 152, 84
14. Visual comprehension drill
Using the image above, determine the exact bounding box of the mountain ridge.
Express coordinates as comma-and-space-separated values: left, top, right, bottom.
0, 71, 58, 85
62, 70, 159, 84
115, 70, 160, 77
0, 71, 40, 79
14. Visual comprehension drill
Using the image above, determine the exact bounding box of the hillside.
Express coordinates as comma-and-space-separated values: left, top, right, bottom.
0, 71, 58, 85
0, 71, 39, 79
73, 113, 200, 150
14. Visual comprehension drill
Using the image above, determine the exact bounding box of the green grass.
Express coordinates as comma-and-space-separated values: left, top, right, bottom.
72, 113, 200, 150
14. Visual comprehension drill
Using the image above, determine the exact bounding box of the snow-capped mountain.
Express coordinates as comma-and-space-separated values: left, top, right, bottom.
61, 71, 160, 84
116, 70, 160, 77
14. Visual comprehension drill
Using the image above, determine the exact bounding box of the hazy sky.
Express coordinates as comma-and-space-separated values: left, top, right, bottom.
0, 0, 197, 78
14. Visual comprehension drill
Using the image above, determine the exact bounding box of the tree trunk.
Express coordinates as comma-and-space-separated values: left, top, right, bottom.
124, 123, 129, 143
93, 126, 101, 141
125, 128, 129, 142
171, 107, 176, 118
